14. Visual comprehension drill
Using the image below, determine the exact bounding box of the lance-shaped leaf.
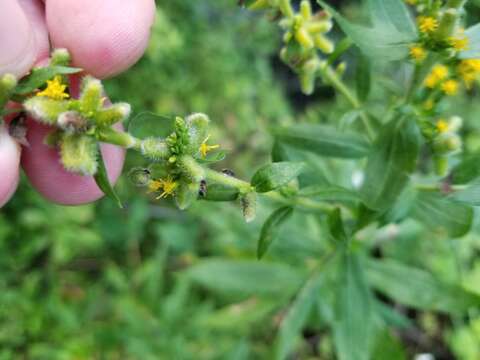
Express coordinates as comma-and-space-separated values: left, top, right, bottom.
128, 112, 176, 139
251, 162, 304, 193
94, 145, 123, 208
412, 191, 473, 238
451, 153, 480, 184
334, 253, 375, 360
59, 134, 98, 176
361, 116, 420, 211
14, 65, 81, 95
366, 259, 480, 314
318, 0, 417, 61
257, 206, 294, 259
273, 124, 370, 158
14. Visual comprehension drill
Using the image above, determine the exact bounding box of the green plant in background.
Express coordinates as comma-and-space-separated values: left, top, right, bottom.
3, 0, 480, 358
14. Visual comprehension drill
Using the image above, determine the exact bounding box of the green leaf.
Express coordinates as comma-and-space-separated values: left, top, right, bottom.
94, 146, 123, 209
318, 0, 416, 61
274, 272, 323, 360
326, 37, 354, 66
299, 184, 360, 203
412, 191, 473, 238
361, 116, 420, 211
127, 112, 175, 139
273, 124, 370, 158
251, 162, 304, 193
14, 65, 81, 95
327, 208, 348, 243
333, 253, 374, 360
371, 330, 407, 360
366, 259, 480, 314
449, 179, 480, 206
451, 153, 480, 184
257, 206, 294, 259
202, 184, 240, 202
355, 53, 371, 102
196, 151, 227, 164
175, 181, 198, 210
187, 259, 303, 297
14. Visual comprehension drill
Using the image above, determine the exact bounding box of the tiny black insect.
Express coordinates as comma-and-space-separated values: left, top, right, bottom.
222, 169, 235, 177
199, 179, 207, 197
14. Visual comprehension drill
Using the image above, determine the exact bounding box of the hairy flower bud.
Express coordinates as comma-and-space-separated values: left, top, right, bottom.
59, 134, 98, 175
23, 97, 70, 125
140, 137, 169, 160
241, 192, 257, 223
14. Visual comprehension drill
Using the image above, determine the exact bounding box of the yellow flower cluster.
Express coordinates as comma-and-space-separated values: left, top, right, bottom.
424, 65, 459, 96
36, 76, 70, 100
148, 176, 178, 199
410, 45, 426, 62
457, 59, 480, 88
417, 16, 438, 33
436, 119, 450, 133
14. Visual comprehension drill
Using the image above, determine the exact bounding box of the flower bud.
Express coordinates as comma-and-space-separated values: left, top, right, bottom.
448, 116, 463, 132
0, 73, 17, 109
295, 27, 314, 50
433, 133, 462, 154
300, 0, 312, 20
314, 34, 334, 53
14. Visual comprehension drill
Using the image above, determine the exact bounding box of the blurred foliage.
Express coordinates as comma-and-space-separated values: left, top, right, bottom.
2, 0, 480, 359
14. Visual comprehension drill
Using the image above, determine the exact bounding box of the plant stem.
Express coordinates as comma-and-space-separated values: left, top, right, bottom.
204, 168, 334, 213
320, 65, 376, 141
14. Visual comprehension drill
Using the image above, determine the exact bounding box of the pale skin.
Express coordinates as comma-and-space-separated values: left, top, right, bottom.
0, 0, 156, 207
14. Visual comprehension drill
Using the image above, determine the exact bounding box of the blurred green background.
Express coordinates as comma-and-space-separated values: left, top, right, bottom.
2, 1, 480, 359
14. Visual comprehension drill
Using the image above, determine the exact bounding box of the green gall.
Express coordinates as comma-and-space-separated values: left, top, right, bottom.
241, 192, 257, 223
23, 97, 70, 125
59, 134, 99, 175
175, 181, 199, 210
140, 137, 169, 160
50, 48, 71, 66
79, 77, 103, 114
128, 167, 152, 187
95, 103, 131, 127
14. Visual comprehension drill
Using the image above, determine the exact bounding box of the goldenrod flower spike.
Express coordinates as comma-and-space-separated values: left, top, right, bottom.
418, 16, 438, 33
199, 135, 220, 158
36, 76, 70, 100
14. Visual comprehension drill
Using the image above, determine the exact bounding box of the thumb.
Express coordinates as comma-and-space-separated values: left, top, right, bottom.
0, 0, 37, 77
0, 123, 21, 208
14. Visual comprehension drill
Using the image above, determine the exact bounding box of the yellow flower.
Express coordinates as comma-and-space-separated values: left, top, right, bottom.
405, 0, 417, 4
410, 45, 426, 61
36, 76, 70, 100
148, 177, 178, 199
199, 135, 220, 158
441, 80, 459, 96
457, 59, 480, 88
432, 65, 449, 80
418, 16, 438, 33
424, 99, 434, 110
436, 119, 449, 133
424, 74, 438, 88
448, 36, 469, 51
424, 65, 449, 88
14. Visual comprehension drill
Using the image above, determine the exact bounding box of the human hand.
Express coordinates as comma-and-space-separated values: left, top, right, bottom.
0, 0, 155, 207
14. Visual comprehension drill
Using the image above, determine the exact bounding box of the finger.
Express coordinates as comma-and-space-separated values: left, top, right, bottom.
0, 0, 38, 77
0, 123, 21, 208
46, 0, 156, 79
17, 0, 50, 63
21, 119, 125, 205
